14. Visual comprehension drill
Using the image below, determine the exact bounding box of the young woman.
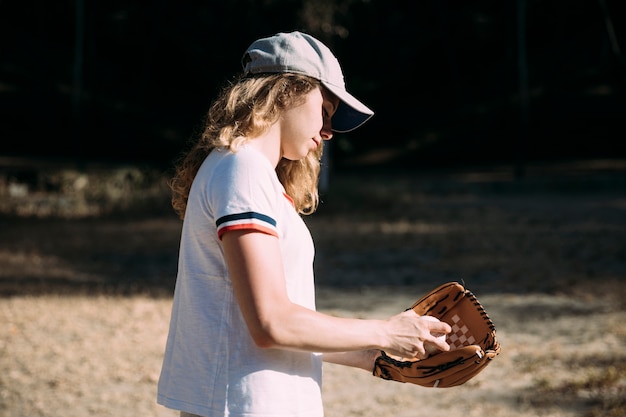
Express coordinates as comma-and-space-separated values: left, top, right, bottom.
157, 31, 451, 417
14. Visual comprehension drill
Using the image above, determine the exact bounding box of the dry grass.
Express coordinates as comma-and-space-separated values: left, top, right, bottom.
1, 158, 625, 416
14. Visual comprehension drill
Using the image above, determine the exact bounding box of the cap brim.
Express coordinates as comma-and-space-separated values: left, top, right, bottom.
323, 83, 374, 133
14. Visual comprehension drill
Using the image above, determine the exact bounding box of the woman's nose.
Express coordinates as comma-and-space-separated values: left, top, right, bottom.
321, 120, 333, 141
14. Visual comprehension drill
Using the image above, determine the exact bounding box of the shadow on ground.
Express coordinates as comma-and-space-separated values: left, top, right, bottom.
1, 158, 625, 299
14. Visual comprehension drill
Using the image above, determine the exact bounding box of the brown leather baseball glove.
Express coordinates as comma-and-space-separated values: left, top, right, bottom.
373, 281, 501, 388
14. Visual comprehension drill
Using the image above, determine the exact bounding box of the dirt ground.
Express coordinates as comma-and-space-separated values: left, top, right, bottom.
1, 160, 625, 417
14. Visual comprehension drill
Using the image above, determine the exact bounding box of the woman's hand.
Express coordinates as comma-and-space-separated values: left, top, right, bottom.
382, 310, 451, 359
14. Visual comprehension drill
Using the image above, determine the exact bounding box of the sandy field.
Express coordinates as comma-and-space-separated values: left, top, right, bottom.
1, 160, 625, 417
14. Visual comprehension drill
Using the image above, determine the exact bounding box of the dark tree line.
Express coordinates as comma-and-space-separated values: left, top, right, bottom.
1, 0, 624, 171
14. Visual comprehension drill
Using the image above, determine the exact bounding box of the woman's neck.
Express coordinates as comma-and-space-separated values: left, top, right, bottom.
246, 123, 282, 167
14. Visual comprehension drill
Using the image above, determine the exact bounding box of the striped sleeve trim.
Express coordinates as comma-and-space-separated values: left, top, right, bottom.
216, 212, 278, 240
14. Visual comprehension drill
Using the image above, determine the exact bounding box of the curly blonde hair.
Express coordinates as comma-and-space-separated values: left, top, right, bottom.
169, 73, 324, 220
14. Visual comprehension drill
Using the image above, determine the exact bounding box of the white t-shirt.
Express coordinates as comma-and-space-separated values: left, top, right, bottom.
157, 145, 323, 417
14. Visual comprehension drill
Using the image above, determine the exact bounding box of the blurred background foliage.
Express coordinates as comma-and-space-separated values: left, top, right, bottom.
0, 0, 624, 173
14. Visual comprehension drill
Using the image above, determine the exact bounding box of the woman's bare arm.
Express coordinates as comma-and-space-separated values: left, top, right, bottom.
222, 230, 451, 359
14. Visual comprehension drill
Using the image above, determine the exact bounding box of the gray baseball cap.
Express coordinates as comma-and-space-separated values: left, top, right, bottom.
241, 31, 374, 133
